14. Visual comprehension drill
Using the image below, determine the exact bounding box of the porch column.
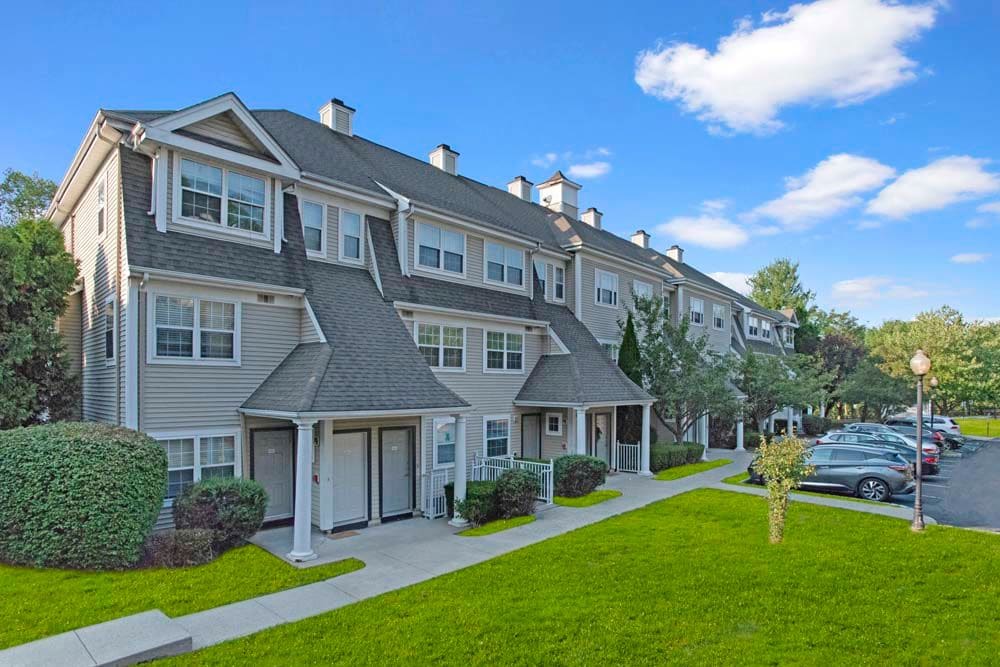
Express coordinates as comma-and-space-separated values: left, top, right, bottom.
639, 404, 652, 476
448, 415, 468, 527
736, 420, 745, 452
575, 407, 587, 455
288, 418, 318, 562
786, 406, 795, 435
700, 414, 710, 461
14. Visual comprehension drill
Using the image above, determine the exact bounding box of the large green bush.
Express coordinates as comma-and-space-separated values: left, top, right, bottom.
650, 442, 705, 473
454, 481, 497, 527
554, 455, 608, 497
0, 422, 166, 570
174, 478, 267, 550
143, 528, 216, 568
493, 469, 537, 519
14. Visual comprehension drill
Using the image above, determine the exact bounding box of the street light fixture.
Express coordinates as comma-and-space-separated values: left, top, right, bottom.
929, 376, 939, 440
909, 349, 931, 532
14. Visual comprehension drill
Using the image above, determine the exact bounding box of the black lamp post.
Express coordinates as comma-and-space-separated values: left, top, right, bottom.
929, 376, 939, 436
909, 349, 931, 532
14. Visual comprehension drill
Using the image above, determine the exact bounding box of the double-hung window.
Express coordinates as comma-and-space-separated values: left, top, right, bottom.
533, 260, 546, 296
484, 417, 511, 457
784, 328, 795, 346
713, 304, 726, 330
178, 157, 267, 235
486, 242, 524, 287
748, 316, 760, 338
689, 298, 705, 325
104, 299, 115, 364
160, 434, 237, 500
96, 179, 106, 237
595, 269, 618, 307
302, 200, 325, 255
416, 323, 465, 370
152, 294, 238, 363
339, 210, 362, 262
485, 331, 523, 371
633, 280, 653, 304
433, 417, 456, 468
553, 265, 565, 301
762, 320, 772, 340
417, 222, 464, 274
227, 171, 266, 232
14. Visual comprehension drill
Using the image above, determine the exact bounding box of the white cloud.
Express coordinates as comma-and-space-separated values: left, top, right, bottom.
700, 198, 729, 213
867, 156, 1000, 218
531, 152, 558, 168
634, 0, 938, 134
978, 201, 1000, 214
752, 154, 896, 228
855, 220, 884, 230
832, 276, 929, 304
950, 253, 990, 264
656, 215, 749, 249
966, 218, 994, 229
567, 161, 611, 179
709, 271, 752, 295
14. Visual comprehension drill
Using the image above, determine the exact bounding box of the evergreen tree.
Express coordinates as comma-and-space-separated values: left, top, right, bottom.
616, 311, 643, 443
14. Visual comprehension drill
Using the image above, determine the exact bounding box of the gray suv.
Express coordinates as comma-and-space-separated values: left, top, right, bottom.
749, 444, 914, 502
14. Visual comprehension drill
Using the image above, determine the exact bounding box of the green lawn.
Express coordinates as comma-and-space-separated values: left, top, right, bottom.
554, 489, 622, 506
159, 490, 1000, 665
458, 515, 535, 536
1, 545, 363, 649
956, 418, 1000, 438
654, 458, 731, 481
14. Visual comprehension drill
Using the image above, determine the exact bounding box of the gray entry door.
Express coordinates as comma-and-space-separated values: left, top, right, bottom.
522, 415, 541, 459
253, 429, 294, 519
380, 428, 413, 518
593, 413, 611, 466
333, 431, 368, 525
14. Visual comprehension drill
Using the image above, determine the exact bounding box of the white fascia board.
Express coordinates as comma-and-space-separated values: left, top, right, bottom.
129, 265, 305, 296
303, 298, 328, 343
240, 406, 472, 420
366, 226, 384, 297
305, 173, 398, 208
410, 202, 571, 259
393, 301, 549, 328
548, 329, 570, 354
47, 115, 123, 226
571, 246, 672, 281
139, 128, 299, 180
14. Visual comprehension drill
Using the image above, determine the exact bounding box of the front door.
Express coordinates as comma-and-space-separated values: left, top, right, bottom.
380, 428, 414, 519
332, 430, 369, 526
522, 414, 541, 459
592, 413, 611, 466
252, 429, 294, 519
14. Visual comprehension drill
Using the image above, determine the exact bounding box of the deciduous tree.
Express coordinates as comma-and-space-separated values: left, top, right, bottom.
0, 169, 57, 227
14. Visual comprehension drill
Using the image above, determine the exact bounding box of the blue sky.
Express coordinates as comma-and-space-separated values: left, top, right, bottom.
2, 0, 998, 324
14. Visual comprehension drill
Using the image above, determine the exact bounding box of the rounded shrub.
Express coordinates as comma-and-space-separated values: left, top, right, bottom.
650, 442, 705, 472
174, 478, 267, 550
554, 455, 608, 497
493, 468, 537, 519
454, 480, 496, 527
0, 422, 166, 570
143, 528, 216, 568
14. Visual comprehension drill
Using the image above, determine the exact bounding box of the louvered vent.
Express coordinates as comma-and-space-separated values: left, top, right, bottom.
257, 293, 275, 304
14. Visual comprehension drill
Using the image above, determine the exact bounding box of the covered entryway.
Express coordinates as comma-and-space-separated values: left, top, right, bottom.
591, 412, 612, 466
379, 427, 415, 521
332, 430, 369, 528
251, 428, 294, 520
521, 413, 541, 459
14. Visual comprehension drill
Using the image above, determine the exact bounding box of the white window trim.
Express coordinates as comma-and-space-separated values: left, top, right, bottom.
299, 198, 327, 259
545, 412, 563, 436
483, 328, 526, 374
552, 264, 566, 303
171, 152, 272, 242
338, 208, 365, 265
432, 416, 457, 470
632, 279, 653, 305
483, 414, 512, 458
149, 429, 242, 506
594, 268, 619, 309
413, 321, 466, 372
748, 316, 760, 339
598, 338, 621, 362
762, 320, 772, 340
96, 176, 107, 240
533, 259, 547, 299
712, 304, 726, 331
484, 241, 527, 291
689, 297, 705, 326
146, 291, 242, 366
414, 221, 467, 278
104, 294, 117, 367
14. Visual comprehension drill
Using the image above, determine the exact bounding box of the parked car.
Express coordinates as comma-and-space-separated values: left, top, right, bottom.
887, 415, 962, 435
887, 423, 961, 450
749, 444, 914, 502
817, 431, 939, 476
844, 422, 897, 436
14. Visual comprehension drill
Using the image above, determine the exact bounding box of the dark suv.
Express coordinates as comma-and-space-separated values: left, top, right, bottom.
749, 444, 914, 502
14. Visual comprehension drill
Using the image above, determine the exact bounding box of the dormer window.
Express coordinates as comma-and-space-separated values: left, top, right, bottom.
762, 320, 772, 340
301, 200, 325, 255
417, 222, 465, 275
595, 269, 618, 307
533, 260, 546, 296
486, 242, 524, 288
176, 156, 268, 237
748, 316, 760, 338
339, 210, 363, 263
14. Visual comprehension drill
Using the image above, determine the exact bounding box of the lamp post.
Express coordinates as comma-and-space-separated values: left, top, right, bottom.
929, 376, 938, 435
909, 350, 931, 532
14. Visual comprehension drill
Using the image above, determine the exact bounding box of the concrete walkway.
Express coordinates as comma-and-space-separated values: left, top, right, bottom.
1, 449, 937, 666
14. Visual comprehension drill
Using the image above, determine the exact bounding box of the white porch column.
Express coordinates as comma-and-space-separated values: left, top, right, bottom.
640, 404, 652, 476
448, 415, 468, 527
786, 406, 795, 435
767, 414, 775, 433
700, 414, 710, 460
288, 419, 318, 562
575, 408, 587, 455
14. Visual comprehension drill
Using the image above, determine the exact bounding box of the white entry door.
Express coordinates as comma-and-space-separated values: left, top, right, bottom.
253, 429, 294, 519
593, 413, 611, 466
332, 431, 368, 526
380, 428, 413, 518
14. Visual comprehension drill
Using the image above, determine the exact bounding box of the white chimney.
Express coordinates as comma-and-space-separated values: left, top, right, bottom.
580, 207, 602, 229
507, 175, 533, 201
537, 170, 582, 218
666, 244, 684, 263
631, 229, 650, 249
429, 144, 459, 175
319, 98, 355, 136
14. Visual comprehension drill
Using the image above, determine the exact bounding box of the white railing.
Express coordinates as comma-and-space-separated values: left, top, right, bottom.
614, 442, 641, 473
472, 454, 554, 504
422, 468, 453, 519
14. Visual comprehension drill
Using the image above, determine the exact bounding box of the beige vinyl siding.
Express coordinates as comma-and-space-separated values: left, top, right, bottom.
577, 255, 661, 343
525, 407, 570, 460
185, 112, 265, 153
300, 306, 322, 343
140, 298, 300, 431
682, 287, 731, 355
295, 187, 392, 267
56, 291, 83, 419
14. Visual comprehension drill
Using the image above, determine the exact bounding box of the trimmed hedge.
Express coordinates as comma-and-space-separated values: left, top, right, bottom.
143, 528, 216, 568
554, 455, 608, 497
0, 422, 166, 570
802, 415, 835, 436
650, 442, 705, 473
493, 469, 537, 519
455, 481, 497, 527
174, 478, 267, 551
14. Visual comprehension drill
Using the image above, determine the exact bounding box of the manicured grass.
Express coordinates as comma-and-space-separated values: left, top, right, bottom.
159, 490, 1000, 665
554, 489, 622, 506
457, 515, 536, 536
721, 470, 751, 485
654, 458, 732, 481
0, 545, 363, 650
955, 418, 1000, 438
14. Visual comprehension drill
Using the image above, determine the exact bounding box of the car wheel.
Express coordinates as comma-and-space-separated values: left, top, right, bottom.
857, 478, 890, 502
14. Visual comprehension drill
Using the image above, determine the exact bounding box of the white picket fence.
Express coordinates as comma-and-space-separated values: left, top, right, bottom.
472, 454, 554, 504
422, 468, 453, 519
614, 442, 641, 473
